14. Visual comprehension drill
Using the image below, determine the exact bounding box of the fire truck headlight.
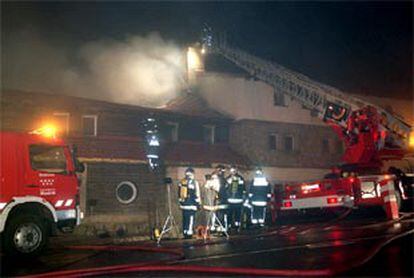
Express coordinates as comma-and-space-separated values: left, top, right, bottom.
56, 209, 77, 220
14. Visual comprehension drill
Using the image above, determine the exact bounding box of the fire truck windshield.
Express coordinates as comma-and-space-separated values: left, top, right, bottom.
29, 145, 67, 174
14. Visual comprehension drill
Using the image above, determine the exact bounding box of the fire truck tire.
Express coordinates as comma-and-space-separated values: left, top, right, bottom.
3, 214, 48, 257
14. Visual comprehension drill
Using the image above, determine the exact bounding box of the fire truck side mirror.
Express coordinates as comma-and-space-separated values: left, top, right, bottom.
71, 144, 85, 173
75, 162, 85, 173
163, 177, 173, 184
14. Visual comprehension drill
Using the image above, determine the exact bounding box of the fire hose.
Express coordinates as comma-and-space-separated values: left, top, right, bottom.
26, 208, 353, 278
23, 208, 412, 277
24, 221, 413, 278
24, 242, 333, 277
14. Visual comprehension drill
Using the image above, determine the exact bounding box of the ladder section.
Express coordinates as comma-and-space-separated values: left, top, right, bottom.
215, 42, 411, 146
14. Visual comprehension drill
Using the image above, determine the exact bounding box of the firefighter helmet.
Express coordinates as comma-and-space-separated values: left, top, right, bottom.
216, 164, 226, 173
255, 167, 263, 175
185, 167, 195, 175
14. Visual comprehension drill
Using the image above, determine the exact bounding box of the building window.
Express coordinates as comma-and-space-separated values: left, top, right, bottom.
215, 125, 229, 143
116, 181, 138, 204
165, 122, 179, 142
203, 125, 215, 144
82, 115, 98, 136
180, 123, 203, 142
336, 140, 344, 154
284, 135, 294, 152
322, 138, 330, 153
268, 133, 278, 150
53, 112, 70, 135
273, 90, 286, 106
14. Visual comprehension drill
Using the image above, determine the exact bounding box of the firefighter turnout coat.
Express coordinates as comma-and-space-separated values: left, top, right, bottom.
178, 178, 201, 211
203, 174, 228, 210
226, 174, 245, 204
249, 176, 271, 207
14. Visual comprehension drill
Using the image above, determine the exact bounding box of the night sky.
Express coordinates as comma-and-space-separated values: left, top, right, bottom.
2, 1, 413, 100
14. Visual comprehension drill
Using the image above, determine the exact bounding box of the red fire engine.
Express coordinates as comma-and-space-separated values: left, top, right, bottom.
278, 107, 414, 214
0, 129, 83, 256
201, 27, 413, 216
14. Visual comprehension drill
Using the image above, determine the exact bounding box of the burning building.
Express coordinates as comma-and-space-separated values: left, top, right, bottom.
1, 48, 412, 238
1, 89, 248, 237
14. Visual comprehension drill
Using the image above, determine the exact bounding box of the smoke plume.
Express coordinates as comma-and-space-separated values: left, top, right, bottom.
2, 30, 187, 107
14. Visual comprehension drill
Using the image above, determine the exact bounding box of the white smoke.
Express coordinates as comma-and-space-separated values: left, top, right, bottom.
2, 30, 187, 107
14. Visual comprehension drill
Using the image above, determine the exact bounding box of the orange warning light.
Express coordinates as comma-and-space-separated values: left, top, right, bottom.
409, 131, 414, 149
30, 124, 58, 138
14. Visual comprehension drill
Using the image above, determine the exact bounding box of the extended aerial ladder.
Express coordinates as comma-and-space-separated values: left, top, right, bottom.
201, 26, 412, 166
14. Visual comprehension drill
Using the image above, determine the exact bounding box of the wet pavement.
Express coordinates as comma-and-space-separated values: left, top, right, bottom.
1, 208, 413, 277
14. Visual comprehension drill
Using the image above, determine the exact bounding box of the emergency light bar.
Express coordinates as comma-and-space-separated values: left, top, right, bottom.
30, 124, 58, 138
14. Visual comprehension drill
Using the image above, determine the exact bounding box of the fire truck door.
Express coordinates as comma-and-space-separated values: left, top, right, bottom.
25, 144, 77, 207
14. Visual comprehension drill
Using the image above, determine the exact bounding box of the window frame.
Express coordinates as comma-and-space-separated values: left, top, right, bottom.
116, 181, 138, 205
53, 112, 70, 135
268, 133, 278, 151
203, 124, 215, 145
273, 89, 287, 107
29, 144, 68, 174
166, 121, 179, 142
283, 134, 295, 152
82, 115, 98, 137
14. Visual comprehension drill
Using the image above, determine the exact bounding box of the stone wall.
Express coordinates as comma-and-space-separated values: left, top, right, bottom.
229, 119, 343, 169
79, 162, 167, 237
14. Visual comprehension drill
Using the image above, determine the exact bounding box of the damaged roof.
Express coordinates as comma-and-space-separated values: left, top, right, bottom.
164, 90, 231, 119
68, 135, 249, 167
1, 89, 231, 121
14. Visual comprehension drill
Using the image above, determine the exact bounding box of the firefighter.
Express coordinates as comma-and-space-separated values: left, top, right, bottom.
205, 165, 229, 233
226, 166, 245, 230
203, 172, 221, 232
178, 167, 201, 239
249, 168, 271, 227
216, 165, 229, 232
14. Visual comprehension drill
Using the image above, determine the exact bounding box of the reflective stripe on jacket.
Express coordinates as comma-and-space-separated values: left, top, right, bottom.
178, 178, 201, 209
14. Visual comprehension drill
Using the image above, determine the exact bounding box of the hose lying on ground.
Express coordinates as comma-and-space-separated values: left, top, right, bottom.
24, 226, 414, 278
23, 210, 413, 278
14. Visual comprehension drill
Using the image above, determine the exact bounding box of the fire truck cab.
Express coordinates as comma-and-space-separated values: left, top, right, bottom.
0, 131, 83, 256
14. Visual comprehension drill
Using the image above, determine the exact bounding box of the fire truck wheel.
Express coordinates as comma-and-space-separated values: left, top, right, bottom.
3, 214, 48, 257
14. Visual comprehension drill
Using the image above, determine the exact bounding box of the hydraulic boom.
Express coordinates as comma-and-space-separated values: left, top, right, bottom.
202, 26, 412, 165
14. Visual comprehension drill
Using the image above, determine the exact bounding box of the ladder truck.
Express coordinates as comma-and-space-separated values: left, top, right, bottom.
201, 27, 413, 215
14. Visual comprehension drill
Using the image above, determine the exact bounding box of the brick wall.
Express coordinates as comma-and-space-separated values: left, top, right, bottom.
81, 162, 167, 236
229, 119, 343, 169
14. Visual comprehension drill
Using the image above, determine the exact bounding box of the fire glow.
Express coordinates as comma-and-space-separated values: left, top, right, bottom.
409, 130, 414, 148
30, 124, 58, 138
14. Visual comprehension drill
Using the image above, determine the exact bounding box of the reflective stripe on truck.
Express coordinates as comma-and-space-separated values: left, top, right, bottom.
280, 195, 354, 210
0, 196, 58, 233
